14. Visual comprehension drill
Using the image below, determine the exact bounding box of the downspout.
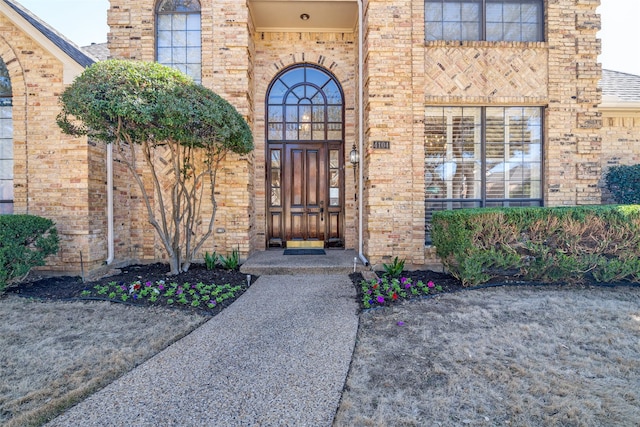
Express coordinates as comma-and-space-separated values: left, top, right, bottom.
106, 143, 114, 265
357, 0, 369, 266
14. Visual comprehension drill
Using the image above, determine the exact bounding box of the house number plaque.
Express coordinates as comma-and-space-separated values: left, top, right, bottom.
373, 140, 390, 149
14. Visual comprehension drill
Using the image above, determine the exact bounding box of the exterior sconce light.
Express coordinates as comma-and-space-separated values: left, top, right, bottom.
300, 13, 310, 21
349, 144, 359, 166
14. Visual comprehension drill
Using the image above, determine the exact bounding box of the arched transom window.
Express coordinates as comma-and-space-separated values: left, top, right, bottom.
267, 65, 344, 142
0, 57, 12, 214
156, 0, 202, 83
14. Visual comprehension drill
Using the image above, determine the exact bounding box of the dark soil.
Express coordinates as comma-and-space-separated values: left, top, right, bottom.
6, 263, 257, 317
11, 263, 631, 315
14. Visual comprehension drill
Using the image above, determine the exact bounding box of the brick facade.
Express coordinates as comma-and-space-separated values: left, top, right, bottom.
0, 9, 105, 273
7, 0, 637, 275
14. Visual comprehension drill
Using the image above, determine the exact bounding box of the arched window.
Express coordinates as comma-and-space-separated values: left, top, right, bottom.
0, 58, 12, 214
156, 0, 202, 83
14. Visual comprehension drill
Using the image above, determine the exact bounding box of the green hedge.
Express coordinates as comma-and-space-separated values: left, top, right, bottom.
605, 165, 640, 204
432, 205, 640, 286
0, 215, 60, 294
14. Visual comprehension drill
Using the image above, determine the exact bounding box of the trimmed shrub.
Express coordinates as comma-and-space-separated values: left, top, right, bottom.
605, 164, 640, 204
0, 215, 59, 294
432, 205, 640, 286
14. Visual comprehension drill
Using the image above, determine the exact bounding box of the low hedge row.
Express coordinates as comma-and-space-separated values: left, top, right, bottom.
432, 205, 640, 286
0, 214, 59, 294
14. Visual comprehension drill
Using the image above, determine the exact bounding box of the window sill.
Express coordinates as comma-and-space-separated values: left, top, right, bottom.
424, 40, 548, 49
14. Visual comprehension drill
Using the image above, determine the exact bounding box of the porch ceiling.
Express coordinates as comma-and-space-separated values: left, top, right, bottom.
248, 0, 358, 33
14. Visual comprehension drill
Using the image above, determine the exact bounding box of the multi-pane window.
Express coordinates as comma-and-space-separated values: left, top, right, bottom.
425, 106, 542, 242
156, 0, 201, 83
0, 58, 12, 214
267, 65, 343, 142
425, 0, 543, 42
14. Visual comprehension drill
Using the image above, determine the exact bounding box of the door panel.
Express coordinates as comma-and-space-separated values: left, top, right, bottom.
286, 144, 325, 243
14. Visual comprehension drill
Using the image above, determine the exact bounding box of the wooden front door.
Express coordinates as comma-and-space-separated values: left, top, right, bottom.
266, 64, 344, 248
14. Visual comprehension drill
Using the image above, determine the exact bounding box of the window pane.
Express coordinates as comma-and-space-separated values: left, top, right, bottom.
443, 2, 461, 21
286, 106, 298, 122
486, 3, 503, 22
425, 2, 443, 21
503, 23, 520, 40
186, 47, 201, 62
268, 81, 287, 104
324, 81, 342, 104
330, 150, 339, 169
0, 159, 12, 179
186, 31, 200, 47
172, 14, 187, 29
327, 106, 341, 122
521, 23, 538, 41
461, 2, 479, 20
312, 123, 325, 140
269, 106, 283, 123
426, 22, 443, 40
0, 181, 13, 199
186, 13, 200, 30
443, 22, 462, 40
0, 202, 12, 214
268, 123, 282, 140
462, 22, 480, 40
0, 140, 12, 158
157, 30, 172, 47
503, 3, 521, 22
306, 68, 330, 88
158, 15, 172, 31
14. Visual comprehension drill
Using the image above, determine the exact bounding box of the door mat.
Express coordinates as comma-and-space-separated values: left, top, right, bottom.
283, 249, 326, 255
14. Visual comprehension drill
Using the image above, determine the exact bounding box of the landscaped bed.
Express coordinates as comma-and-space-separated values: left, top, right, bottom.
2, 264, 640, 426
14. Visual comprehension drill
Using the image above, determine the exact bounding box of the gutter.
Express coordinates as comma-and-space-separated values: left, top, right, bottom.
357, 0, 369, 267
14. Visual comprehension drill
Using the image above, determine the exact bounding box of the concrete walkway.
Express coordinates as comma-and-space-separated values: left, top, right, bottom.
47, 274, 359, 426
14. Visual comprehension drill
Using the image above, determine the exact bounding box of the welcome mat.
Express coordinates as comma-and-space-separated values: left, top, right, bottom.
283, 249, 326, 255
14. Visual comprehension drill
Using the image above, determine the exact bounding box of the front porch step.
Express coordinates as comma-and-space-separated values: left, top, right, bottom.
240, 249, 369, 276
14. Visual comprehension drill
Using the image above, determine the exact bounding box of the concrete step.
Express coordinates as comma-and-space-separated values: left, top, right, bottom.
240, 249, 369, 276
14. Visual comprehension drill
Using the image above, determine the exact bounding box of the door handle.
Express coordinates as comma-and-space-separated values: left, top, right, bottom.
320, 201, 324, 222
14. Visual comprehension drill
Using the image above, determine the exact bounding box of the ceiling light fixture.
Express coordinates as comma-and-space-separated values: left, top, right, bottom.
300, 13, 310, 21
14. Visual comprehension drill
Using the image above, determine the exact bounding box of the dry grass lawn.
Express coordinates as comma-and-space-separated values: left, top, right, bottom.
335, 285, 640, 427
0, 296, 207, 427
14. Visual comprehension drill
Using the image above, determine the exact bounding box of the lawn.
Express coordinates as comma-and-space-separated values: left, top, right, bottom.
335, 284, 640, 426
0, 297, 207, 427
2, 266, 640, 426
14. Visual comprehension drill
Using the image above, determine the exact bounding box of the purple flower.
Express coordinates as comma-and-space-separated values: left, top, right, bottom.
145, 281, 152, 287
158, 284, 165, 291
176, 288, 183, 295
376, 295, 385, 304
120, 285, 127, 291
367, 289, 372, 295
368, 299, 374, 305
397, 321, 405, 326
400, 277, 408, 285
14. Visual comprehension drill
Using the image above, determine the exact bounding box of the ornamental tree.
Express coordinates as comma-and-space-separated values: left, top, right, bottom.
57, 60, 253, 274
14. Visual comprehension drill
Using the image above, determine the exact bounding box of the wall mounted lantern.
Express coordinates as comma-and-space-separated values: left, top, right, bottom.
349, 144, 359, 166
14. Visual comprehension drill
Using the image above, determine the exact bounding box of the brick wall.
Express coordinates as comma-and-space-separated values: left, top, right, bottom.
361, 0, 602, 268
600, 112, 640, 203
108, 0, 255, 263
0, 14, 104, 273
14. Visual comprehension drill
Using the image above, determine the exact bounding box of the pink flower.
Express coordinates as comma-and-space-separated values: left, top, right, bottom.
427, 281, 435, 288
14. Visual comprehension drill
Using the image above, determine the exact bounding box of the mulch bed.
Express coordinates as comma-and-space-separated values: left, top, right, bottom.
5, 263, 256, 317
